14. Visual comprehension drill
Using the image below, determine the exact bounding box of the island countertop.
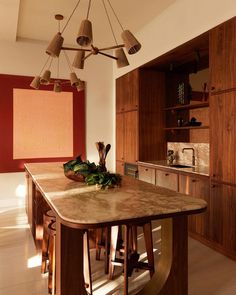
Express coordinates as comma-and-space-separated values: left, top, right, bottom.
25, 162, 207, 228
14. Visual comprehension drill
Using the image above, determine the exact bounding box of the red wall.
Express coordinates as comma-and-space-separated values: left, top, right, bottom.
0, 74, 86, 173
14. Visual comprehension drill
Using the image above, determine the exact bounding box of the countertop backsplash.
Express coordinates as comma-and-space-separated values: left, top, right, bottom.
167, 142, 209, 167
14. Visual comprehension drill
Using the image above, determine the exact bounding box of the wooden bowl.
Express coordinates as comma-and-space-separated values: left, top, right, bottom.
64, 170, 86, 182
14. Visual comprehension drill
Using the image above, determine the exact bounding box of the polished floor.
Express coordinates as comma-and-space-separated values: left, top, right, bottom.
1, 173, 236, 294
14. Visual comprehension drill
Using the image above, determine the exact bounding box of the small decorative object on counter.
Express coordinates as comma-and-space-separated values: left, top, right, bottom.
167, 150, 175, 165
63, 155, 97, 182
95, 142, 111, 172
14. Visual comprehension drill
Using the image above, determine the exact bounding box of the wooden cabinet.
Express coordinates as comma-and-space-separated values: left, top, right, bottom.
116, 69, 139, 112
210, 182, 236, 259
116, 69, 166, 166
138, 165, 156, 185
179, 174, 210, 238
116, 110, 138, 164
155, 169, 178, 191
124, 111, 138, 163
116, 160, 124, 175
210, 92, 236, 183
210, 17, 236, 93
116, 113, 124, 162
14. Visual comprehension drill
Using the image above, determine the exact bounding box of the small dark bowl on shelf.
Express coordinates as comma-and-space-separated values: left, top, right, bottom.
64, 170, 86, 182
191, 121, 202, 126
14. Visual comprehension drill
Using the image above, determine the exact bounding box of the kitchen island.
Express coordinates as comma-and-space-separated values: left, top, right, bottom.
25, 162, 207, 295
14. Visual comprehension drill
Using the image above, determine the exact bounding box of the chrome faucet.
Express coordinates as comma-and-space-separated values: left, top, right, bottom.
182, 147, 195, 166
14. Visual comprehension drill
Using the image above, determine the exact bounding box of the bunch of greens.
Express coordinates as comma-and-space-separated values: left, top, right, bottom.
63, 155, 97, 178
85, 172, 122, 189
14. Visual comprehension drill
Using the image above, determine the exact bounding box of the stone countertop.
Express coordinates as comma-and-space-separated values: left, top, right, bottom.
25, 162, 207, 227
138, 160, 209, 177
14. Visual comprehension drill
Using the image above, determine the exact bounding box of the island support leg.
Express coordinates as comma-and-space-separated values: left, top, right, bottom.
56, 221, 88, 295
137, 215, 188, 295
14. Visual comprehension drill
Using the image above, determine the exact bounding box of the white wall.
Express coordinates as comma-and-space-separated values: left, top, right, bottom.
0, 39, 115, 171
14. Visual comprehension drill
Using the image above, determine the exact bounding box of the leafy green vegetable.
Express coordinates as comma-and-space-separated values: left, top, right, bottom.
85, 172, 121, 188
63, 155, 97, 177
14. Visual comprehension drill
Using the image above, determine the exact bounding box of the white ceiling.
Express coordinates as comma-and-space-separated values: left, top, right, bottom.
0, 0, 175, 46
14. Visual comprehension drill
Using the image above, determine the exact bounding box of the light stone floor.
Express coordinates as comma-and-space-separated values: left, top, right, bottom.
1, 172, 236, 294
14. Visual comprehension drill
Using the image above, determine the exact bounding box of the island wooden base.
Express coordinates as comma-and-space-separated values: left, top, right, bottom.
55, 216, 188, 295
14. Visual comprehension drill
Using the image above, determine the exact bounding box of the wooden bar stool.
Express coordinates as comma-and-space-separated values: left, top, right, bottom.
47, 221, 93, 295
109, 222, 155, 295
95, 226, 111, 274
41, 210, 56, 274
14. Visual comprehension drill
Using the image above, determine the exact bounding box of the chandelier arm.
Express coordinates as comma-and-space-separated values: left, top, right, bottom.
99, 44, 124, 51
98, 51, 118, 60
61, 0, 81, 34
62, 46, 91, 52
83, 52, 93, 60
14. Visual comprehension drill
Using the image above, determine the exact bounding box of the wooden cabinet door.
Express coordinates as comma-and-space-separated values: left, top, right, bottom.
210, 17, 236, 93
210, 182, 236, 255
124, 111, 138, 163
116, 161, 124, 175
116, 75, 125, 113
179, 175, 210, 238
116, 69, 139, 112
138, 165, 156, 185
155, 169, 178, 191
210, 92, 236, 183
116, 113, 124, 162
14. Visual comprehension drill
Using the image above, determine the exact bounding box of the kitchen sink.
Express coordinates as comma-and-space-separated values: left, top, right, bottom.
169, 164, 193, 168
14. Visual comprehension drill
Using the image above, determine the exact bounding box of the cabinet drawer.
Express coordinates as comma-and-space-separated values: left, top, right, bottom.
155, 170, 178, 191
138, 166, 155, 185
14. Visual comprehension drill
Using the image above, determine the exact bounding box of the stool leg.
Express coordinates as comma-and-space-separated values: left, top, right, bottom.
51, 233, 56, 295
104, 226, 111, 274
41, 216, 49, 274
131, 225, 138, 253
96, 228, 102, 260
108, 225, 119, 279
48, 232, 54, 294
143, 222, 155, 277
84, 230, 93, 295
124, 225, 130, 295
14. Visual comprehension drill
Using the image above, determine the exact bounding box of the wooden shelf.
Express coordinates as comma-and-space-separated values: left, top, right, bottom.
164, 126, 209, 131
164, 102, 209, 111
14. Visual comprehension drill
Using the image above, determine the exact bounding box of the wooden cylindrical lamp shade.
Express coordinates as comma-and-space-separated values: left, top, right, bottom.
30, 76, 40, 89
53, 81, 62, 92
77, 79, 85, 92
76, 19, 93, 46
115, 48, 129, 68
72, 50, 85, 69
40, 70, 51, 85
121, 30, 141, 55
70, 72, 80, 87
46, 33, 64, 57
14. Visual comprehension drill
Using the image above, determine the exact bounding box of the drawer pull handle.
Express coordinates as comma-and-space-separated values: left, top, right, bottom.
145, 168, 148, 171
192, 179, 197, 183
165, 173, 169, 176
211, 184, 216, 188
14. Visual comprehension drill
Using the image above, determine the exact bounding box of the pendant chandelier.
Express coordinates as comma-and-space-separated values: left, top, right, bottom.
30, 0, 141, 92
